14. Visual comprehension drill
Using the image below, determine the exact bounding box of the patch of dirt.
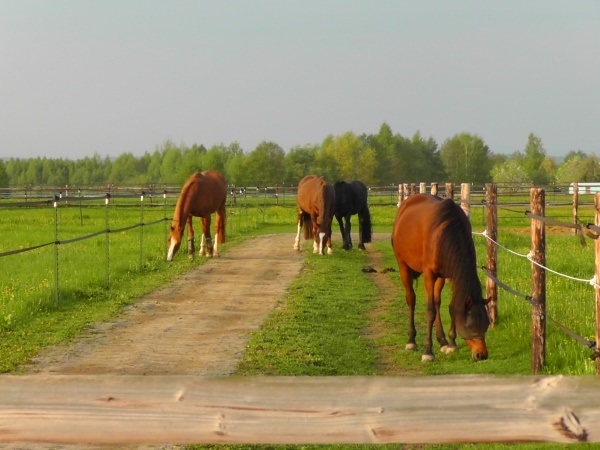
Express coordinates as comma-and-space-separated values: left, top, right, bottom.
22, 234, 305, 377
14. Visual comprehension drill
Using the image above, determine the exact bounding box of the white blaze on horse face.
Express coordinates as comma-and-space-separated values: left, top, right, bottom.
318, 232, 325, 255
167, 239, 177, 261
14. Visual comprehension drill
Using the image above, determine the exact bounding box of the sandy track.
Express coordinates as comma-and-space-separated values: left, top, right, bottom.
23, 234, 304, 377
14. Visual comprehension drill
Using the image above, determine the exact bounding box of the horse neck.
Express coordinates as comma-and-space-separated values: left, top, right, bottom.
172, 193, 191, 230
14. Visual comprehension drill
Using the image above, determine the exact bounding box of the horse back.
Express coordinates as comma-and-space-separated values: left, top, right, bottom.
297, 175, 334, 222
392, 194, 451, 275
180, 170, 227, 217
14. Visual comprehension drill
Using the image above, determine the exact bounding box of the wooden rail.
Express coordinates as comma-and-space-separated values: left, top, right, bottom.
2, 375, 600, 444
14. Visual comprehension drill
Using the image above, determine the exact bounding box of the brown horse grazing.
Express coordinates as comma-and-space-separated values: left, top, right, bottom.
166, 170, 227, 261
391, 194, 490, 362
293, 175, 335, 255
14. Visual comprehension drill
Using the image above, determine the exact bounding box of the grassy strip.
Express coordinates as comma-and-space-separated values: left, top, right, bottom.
237, 242, 378, 376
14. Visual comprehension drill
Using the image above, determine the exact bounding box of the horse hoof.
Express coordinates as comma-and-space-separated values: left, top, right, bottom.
327, 248, 333, 255
405, 343, 417, 351
421, 354, 435, 362
441, 345, 457, 354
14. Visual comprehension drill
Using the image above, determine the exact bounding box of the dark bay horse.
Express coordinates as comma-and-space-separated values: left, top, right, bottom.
391, 193, 490, 362
334, 180, 372, 250
166, 170, 227, 261
293, 175, 335, 255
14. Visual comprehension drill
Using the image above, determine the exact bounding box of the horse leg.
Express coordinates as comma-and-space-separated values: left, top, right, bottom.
422, 272, 437, 362
399, 263, 417, 352
433, 278, 455, 354
336, 215, 348, 250
358, 212, 365, 250
294, 211, 303, 251
214, 205, 226, 257
326, 228, 333, 255
344, 215, 353, 250
186, 217, 195, 259
313, 216, 321, 254
203, 216, 214, 257
199, 218, 207, 256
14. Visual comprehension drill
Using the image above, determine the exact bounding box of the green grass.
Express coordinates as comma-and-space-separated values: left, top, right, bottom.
237, 242, 378, 376
2, 199, 600, 448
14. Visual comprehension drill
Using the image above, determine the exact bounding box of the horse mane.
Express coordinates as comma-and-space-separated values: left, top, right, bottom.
173, 172, 201, 225
433, 199, 482, 307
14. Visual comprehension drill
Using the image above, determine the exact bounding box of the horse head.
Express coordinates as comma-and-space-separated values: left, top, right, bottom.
166, 223, 184, 261
457, 296, 490, 361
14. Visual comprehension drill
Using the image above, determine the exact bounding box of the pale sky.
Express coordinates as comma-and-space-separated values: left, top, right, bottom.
1, 0, 598, 160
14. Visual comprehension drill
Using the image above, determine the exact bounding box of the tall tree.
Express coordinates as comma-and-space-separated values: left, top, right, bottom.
440, 133, 492, 183
245, 141, 285, 185
284, 144, 318, 185
521, 133, 553, 185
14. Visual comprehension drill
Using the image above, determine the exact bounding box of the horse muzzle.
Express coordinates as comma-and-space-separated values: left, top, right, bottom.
464, 338, 488, 362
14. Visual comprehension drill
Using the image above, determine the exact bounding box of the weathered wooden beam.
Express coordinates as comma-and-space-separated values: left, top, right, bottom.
1, 375, 600, 445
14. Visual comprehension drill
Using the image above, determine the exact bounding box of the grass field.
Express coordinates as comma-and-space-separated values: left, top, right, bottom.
1, 195, 599, 448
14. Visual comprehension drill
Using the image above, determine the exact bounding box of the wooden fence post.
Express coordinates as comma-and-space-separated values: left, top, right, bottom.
397, 184, 403, 207
595, 193, 600, 375
530, 188, 546, 375
419, 182, 426, 194
410, 183, 416, 196
431, 183, 438, 196
573, 182, 579, 235
460, 183, 471, 217
403, 184, 409, 201
445, 183, 454, 200
485, 183, 498, 327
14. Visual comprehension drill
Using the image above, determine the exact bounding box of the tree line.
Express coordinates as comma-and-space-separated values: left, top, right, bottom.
0, 123, 598, 188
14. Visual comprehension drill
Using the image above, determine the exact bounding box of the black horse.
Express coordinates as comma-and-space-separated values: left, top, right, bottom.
333, 180, 373, 250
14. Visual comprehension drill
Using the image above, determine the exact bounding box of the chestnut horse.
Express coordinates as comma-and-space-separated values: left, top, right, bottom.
334, 180, 372, 250
293, 175, 335, 255
166, 170, 227, 261
391, 194, 490, 362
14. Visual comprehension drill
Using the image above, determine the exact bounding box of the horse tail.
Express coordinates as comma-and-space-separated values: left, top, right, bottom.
318, 183, 336, 229
303, 212, 313, 239
360, 206, 373, 243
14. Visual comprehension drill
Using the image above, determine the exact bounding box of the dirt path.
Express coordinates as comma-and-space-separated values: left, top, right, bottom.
7, 232, 404, 449
23, 234, 305, 377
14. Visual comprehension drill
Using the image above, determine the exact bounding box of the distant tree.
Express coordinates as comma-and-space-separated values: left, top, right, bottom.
320, 132, 368, 181
521, 133, 553, 185
491, 159, 529, 186
108, 153, 139, 184
225, 152, 247, 185
203, 144, 229, 176
5, 158, 26, 186
179, 146, 205, 179
146, 150, 163, 183
367, 122, 395, 184
410, 132, 445, 183
0, 160, 8, 186
160, 144, 183, 183
556, 152, 600, 183
440, 133, 492, 182
24, 158, 43, 185
284, 144, 318, 185
245, 141, 285, 185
